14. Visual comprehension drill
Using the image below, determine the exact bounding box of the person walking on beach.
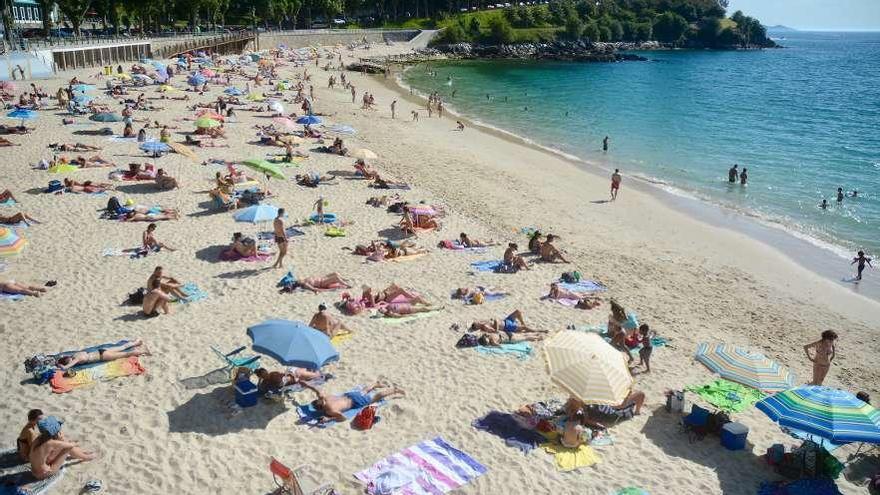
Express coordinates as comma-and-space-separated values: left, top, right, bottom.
272, 208, 288, 269
611, 169, 622, 201
804, 330, 837, 386
602, 136, 609, 152
391, 100, 396, 119
740, 168, 748, 186
728, 164, 739, 183
411, 110, 419, 122
851, 251, 873, 281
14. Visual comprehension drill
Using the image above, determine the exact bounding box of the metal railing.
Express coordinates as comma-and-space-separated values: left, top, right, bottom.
20, 29, 255, 50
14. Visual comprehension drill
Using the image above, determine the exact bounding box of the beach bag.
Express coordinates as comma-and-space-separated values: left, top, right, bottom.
45, 180, 63, 193
127, 287, 147, 305
561, 271, 581, 283
353, 405, 377, 430
107, 196, 122, 214
666, 390, 686, 413
456, 334, 479, 348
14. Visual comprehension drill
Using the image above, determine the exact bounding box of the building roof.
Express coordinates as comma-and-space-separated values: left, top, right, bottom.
15, 0, 39, 5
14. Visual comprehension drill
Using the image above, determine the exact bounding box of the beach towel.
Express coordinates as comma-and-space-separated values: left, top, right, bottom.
615, 488, 649, 495
331, 332, 353, 346
175, 283, 208, 304
354, 436, 487, 495
296, 386, 384, 427
438, 240, 487, 253
558, 280, 607, 293
0, 468, 63, 495
474, 342, 532, 360
686, 379, 766, 413
218, 248, 272, 262
371, 310, 441, 324
472, 411, 547, 453
107, 135, 137, 142
257, 227, 305, 240
49, 356, 145, 393
469, 260, 503, 272
0, 222, 28, 229
544, 296, 581, 307
540, 442, 601, 471
0, 198, 16, 207
0, 292, 25, 301
757, 479, 842, 495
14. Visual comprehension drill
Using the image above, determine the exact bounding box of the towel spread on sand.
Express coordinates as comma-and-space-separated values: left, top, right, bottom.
558, 280, 607, 293
176, 283, 208, 303
0, 468, 64, 495
330, 333, 353, 346
0, 292, 25, 301
686, 379, 766, 413
49, 356, 146, 393
258, 227, 305, 240
469, 260, 503, 272
438, 240, 488, 253
472, 411, 547, 453
0, 198, 16, 207
474, 342, 532, 360
296, 386, 384, 427
540, 442, 601, 471
453, 287, 508, 304
354, 437, 487, 495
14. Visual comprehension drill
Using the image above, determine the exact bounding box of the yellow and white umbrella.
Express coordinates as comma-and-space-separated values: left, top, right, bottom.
543, 331, 634, 405
351, 148, 378, 160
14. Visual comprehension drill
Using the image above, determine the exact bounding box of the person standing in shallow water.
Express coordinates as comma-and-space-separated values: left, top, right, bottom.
728, 164, 739, 183
851, 251, 873, 281
602, 136, 609, 152
837, 187, 844, 203
740, 168, 748, 186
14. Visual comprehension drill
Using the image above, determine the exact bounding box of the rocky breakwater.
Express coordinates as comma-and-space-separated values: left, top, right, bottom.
433, 40, 651, 62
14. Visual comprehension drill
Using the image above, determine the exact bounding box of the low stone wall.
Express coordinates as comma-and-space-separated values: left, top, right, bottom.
258, 29, 420, 50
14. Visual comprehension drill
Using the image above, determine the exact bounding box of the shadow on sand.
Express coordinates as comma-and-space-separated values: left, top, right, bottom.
167, 385, 288, 435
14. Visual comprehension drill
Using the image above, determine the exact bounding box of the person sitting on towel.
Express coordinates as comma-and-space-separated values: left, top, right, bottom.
503, 243, 529, 271
55, 339, 150, 371
540, 234, 570, 263
301, 382, 404, 423
254, 367, 322, 393
17, 409, 43, 461
29, 416, 96, 480
309, 303, 352, 338
230, 232, 257, 257
548, 283, 601, 309
469, 310, 546, 337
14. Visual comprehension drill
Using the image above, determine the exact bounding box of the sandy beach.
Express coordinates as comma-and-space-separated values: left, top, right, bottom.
1, 39, 878, 495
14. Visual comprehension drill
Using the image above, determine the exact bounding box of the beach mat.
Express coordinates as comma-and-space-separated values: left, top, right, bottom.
49, 356, 145, 393
257, 227, 305, 240
176, 283, 208, 303
540, 442, 601, 471
558, 280, 607, 293
296, 387, 384, 428
686, 379, 766, 413
474, 342, 532, 360
354, 436, 487, 495
472, 411, 547, 453
0, 469, 63, 495
0, 293, 25, 302
469, 260, 503, 272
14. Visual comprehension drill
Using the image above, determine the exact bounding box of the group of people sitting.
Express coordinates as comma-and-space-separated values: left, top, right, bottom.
337, 284, 435, 318
142, 266, 188, 316
352, 239, 429, 261
529, 231, 570, 263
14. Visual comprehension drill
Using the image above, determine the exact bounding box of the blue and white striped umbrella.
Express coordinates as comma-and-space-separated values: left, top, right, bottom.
224, 87, 244, 96
139, 141, 171, 155
296, 115, 321, 125
187, 74, 206, 87
757, 385, 880, 444
695, 343, 795, 392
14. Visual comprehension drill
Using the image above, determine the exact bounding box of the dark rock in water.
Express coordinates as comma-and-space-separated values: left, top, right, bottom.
346, 62, 385, 74
432, 40, 651, 63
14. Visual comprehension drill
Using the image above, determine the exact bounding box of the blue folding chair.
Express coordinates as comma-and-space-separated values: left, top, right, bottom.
211, 345, 260, 380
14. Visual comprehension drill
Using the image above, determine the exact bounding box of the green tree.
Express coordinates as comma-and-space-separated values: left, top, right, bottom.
652, 11, 688, 44
467, 16, 481, 39
633, 22, 652, 41
436, 21, 468, 43
57, 0, 93, 35
697, 16, 721, 46
564, 14, 582, 39
606, 19, 624, 41
487, 15, 514, 44
582, 20, 600, 41
598, 25, 611, 42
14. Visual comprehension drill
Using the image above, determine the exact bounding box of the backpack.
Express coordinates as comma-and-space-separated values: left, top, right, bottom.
106, 196, 122, 214
561, 271, 581, 283
127, 287, 147, 305
456, 334, 479, 348
45, 180, 63, 193
353, 405, 377, 430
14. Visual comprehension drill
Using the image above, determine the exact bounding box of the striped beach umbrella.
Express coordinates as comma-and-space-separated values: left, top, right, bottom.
0, 227, 26, 257
543, 331, 634, 405
140, 141, 171, 156
695, 343, 795, 392
756, 385, 880, 444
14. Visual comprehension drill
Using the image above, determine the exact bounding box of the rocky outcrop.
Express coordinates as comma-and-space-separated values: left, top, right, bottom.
431, 40, 651, 62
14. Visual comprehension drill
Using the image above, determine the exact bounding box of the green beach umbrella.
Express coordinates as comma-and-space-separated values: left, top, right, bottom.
194, 117, 221, 128
242, 158, 285, 180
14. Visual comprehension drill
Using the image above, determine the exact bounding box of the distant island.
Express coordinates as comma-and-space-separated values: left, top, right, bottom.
767, 25, 798, 32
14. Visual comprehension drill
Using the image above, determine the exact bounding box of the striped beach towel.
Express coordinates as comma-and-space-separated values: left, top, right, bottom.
49, 356, 145, 393
354, 437, 487, 495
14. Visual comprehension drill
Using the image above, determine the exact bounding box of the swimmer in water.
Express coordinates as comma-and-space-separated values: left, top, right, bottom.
819, 199, 828, 210
837, 187, 844, 203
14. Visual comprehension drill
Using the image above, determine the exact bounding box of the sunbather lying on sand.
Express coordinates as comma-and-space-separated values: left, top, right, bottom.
301, 381, 405, 423
372, 177, 409, 190
452, 287, 509, 304
353, 159, 380, 180
228, 232, 256, 257
470, 310, 547, 336
0, 189, 17, 203
363, 284, 431, 306
548, 282, 601, 309
0, 137, 20, 146
0, 211, 41, 225
458, 232, 496, 248
63, 179, 113, 193
540, 234, 570, 263
255, 367, 322, 393
400, 214, 439, 235
49, 142, 101, 152
0, 280, 49, 297
295, 172, 336, 188
0, 125, 32, 134
477, 331, 544, 346
64, 155, 115, 168
287, 273, 352, 293
309, 303, 352, 338
56, 339, 150, 370
123, 210, 178, 222
378, 304, 441, 318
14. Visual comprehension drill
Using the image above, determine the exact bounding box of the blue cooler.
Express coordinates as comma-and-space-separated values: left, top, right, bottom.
234, 380, 259, 408
721, 422, 749, 450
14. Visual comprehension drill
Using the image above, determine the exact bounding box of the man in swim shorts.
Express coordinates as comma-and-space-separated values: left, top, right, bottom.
273, 208, 288, 269
610, 169, 621, 200
301, 382, 405, 422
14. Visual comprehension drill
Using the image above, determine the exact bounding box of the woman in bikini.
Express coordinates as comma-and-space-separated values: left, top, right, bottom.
63, 178, 113, 193
804, 330, 838, 386
0, 211, 41, 226
254, 367, 322, 393
56, 339, 150, 370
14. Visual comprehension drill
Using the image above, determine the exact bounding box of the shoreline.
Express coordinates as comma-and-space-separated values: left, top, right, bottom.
391, 63, 880, 303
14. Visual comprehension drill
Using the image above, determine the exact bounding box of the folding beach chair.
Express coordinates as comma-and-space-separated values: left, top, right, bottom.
211, 346, 260, 380
592, 403, 636, 425
680, 404, 711, 442
270, 457, 335, 495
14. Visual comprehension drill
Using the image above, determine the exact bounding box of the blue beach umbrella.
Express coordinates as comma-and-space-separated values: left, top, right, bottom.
89, 112, 123, 123
233, 204, 281, 224
756, 385, 880, 444
139, 141, 171, 156
296, 115, 321, 125
224, 87, 244, 96
151, 61, 167, 71
72, 94, 92, 104
7, 109, 38, 125
176, 59, 188, 67
187, 74, 206, 87
247, 319, 339, 368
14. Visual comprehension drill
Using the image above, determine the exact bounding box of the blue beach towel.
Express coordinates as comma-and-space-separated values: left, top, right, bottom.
472, 411, 547, 453
0, 198, 16, 207
0, 292, 25, 301
0, 469, 63, 495
296, 387, 385, 427
277, 271, 296, 288
559, 280, 607, 293
177, 283, 208, 303
470, 260, 503, 272
474, 342, 532, 360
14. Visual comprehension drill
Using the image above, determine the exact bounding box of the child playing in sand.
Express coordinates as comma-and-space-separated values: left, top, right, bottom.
637, 324, 654, 372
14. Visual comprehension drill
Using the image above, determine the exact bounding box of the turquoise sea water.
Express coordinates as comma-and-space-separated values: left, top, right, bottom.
403, 32, 880, 263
